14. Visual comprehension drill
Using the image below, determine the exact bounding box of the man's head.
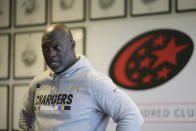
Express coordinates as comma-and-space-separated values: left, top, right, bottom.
42, 24, 77, 74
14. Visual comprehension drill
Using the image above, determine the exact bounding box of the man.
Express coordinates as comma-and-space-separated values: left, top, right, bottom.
19, 24, 144, 131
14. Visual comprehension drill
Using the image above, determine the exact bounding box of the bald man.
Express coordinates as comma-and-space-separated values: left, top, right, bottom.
19, 24, 144, 131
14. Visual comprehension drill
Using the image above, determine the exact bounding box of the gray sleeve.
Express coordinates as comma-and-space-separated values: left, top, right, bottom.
18, 83, 36, 131
92, 78, 144, 131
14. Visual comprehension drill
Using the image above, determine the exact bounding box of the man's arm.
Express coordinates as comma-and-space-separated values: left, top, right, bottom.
18, 83, 36, 131
92, 77, 144, 131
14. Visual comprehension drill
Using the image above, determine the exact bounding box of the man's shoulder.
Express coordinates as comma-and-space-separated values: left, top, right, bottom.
87, 68, 115, 89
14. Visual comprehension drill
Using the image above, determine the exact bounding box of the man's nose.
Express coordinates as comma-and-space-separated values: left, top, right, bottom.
49, 49, 57, 58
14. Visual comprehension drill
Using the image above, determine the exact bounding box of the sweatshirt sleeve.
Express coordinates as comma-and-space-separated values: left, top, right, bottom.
91, 77, 144, 131
18, 82, 36, 131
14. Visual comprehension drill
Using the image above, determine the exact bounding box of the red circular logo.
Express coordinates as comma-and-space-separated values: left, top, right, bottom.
109, 29, 194, 90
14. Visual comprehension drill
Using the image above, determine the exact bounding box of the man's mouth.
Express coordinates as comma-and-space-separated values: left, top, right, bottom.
51, 62, 60, 68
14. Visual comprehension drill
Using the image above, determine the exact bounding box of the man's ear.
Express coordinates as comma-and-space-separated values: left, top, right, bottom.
71, 40, 75, 49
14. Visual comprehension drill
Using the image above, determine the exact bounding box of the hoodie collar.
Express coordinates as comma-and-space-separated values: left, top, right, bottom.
49, 55, 90, 78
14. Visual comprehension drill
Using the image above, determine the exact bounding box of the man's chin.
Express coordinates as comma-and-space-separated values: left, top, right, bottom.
51, 68, 65, 74
48, 66, 60, 73
48, 65, 66, 74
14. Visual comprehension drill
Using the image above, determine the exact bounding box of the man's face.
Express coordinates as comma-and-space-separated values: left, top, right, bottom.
42, 31, 74, 73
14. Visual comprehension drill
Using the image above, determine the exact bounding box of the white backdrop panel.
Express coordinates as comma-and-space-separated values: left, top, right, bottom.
87, 16, 196, 131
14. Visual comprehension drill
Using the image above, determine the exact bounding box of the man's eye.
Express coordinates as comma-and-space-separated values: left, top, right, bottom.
43, 47, 49, 52
54, 44, 61, 50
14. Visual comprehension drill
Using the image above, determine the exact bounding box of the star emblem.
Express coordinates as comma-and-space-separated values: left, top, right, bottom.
131, 72, 140, 79
138, 48, 146, 55
153, 35, 166, 47
128, 62, 135, 69
157, 66, 171, 79
152, 37, 188, 69
142, 74, 152, 84
140, 57, 152, 69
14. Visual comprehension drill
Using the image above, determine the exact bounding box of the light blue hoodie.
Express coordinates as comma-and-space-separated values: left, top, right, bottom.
19, 56, 144, 131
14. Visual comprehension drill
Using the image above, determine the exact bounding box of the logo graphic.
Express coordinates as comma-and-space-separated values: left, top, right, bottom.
109, 29, 194, 90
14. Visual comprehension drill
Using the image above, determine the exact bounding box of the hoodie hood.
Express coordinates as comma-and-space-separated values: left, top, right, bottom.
48, 55, 91, 100
49, 55, 91, 78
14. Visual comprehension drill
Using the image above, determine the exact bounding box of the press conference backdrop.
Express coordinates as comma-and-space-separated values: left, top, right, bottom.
87, 16, 196, 131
